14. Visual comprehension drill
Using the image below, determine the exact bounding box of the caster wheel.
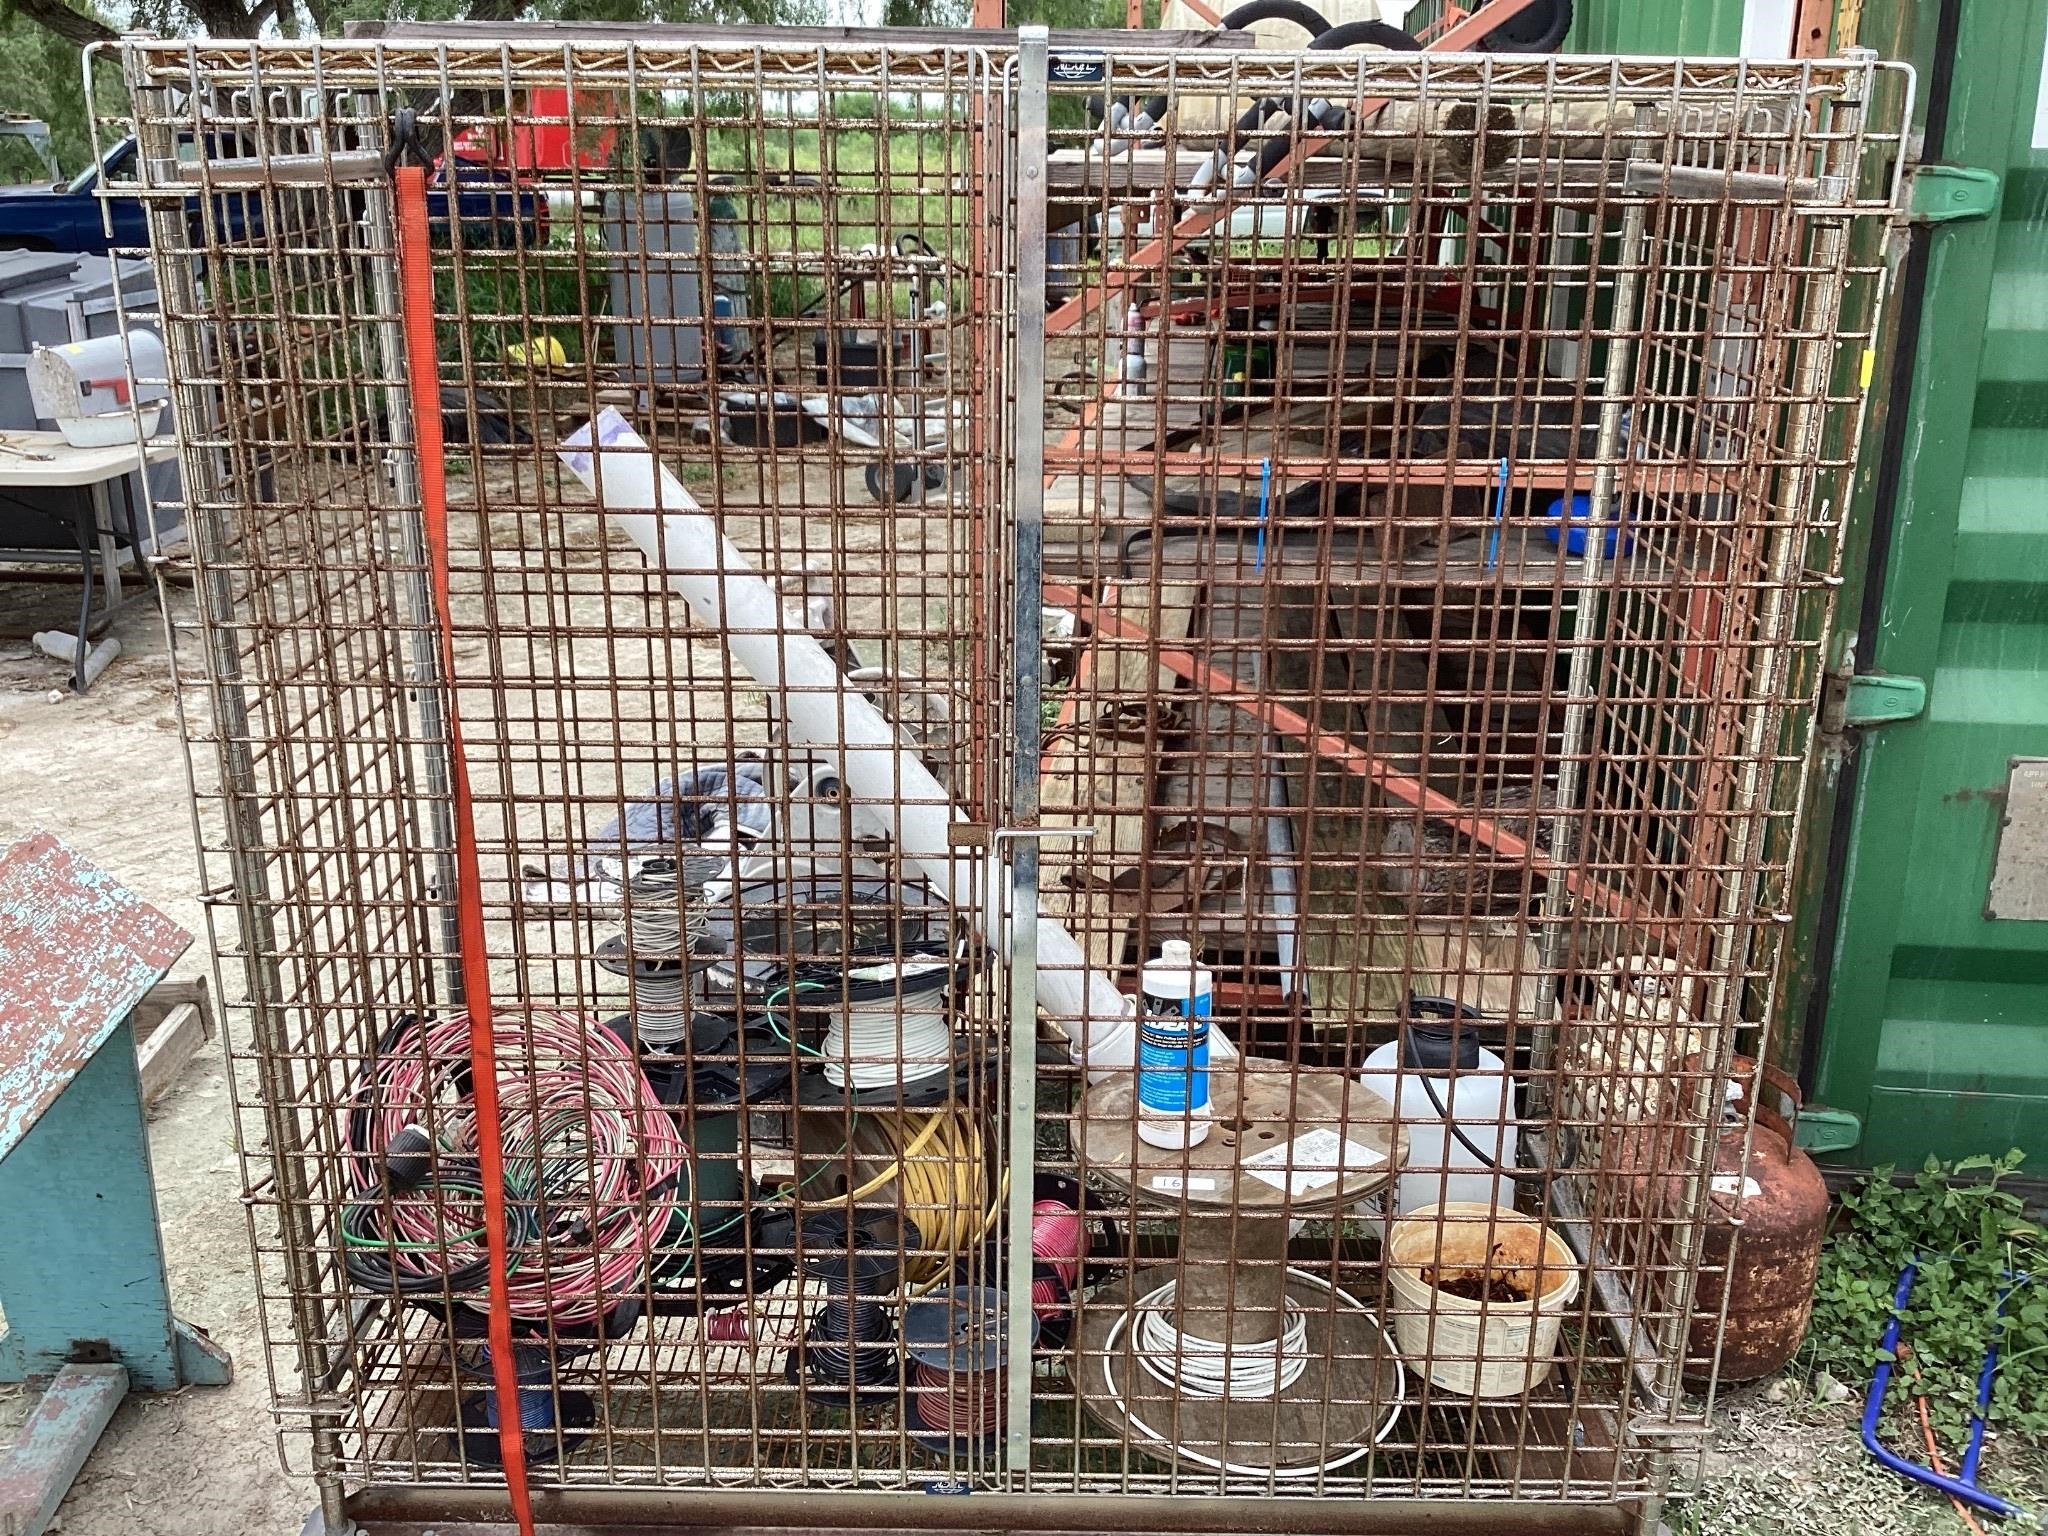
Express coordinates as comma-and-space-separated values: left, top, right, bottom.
866, 461, 920, 503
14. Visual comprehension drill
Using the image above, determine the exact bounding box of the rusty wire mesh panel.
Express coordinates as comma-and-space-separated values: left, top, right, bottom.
101, 31, 1903, 1531
1033, 46, 1904, 1510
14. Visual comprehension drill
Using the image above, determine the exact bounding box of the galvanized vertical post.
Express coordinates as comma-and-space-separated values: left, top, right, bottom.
360, 138, 465, 1008
1529, 191, 1652, 1107
1004, 21, 1050, 1480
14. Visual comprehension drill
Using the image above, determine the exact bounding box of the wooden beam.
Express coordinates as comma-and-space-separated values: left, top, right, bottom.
136, 1003, 207, 1109
0, 1364, 129, 1536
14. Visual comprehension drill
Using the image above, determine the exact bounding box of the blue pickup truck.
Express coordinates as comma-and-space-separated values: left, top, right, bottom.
0, 135, 548, 255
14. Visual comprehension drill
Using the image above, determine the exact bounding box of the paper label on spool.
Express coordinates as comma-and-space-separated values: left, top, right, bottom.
1148, 1174, 1218, 1193
1241, 1127, 1386, 1195
1710, 1173, 1762, 1201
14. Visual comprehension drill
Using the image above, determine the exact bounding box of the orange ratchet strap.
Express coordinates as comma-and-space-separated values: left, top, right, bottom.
389, 114, 538, 1536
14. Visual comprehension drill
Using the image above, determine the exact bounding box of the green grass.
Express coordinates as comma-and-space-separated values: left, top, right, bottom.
439, 247, 606, 371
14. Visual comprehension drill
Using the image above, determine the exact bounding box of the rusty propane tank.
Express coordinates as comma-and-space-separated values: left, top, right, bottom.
1681, 1058, 1830, 1384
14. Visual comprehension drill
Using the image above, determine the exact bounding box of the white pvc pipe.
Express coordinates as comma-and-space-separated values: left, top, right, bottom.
561, 409, 1221, 1072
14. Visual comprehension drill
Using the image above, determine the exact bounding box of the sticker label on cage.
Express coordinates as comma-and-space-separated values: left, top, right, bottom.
1241, 1128, 1386, 1195
1711, 1173, 1763, 1202
1148, 1174, 1218, 1193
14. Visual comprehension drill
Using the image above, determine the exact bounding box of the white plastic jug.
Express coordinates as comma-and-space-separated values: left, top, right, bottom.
1360, 998, 1520, 1215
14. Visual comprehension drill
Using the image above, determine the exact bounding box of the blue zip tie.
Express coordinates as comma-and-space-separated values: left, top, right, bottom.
1485, 456, 1509, 569
1254, 457, 1272, 571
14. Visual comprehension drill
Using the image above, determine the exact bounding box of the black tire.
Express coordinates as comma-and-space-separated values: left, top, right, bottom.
1218, 0, 1331, 36
865, 461, 919, 503
1478, 0, 1572, 53
1308, 18, 1423, 49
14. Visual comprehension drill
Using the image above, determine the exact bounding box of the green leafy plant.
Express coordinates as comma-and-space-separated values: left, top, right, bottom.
1805, 1151, 2048, 1456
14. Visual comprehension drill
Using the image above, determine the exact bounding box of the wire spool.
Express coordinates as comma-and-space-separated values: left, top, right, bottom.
341, 1158, 513, 1298
1071, 1064, 1406, 1473
992, 1172, 1121, 1351
1089, 1266, 1405, 1477
1132, 1279, 1311, 1399
626, 859, 686, 959
902, 1284, 1037, 1455
822, 1108, 1001, 1290
771, 1207, 921, 1405
1032, 1199, 1085, 1294
814, 960, 958, 1090
694, 875, 953, 1001
341, 1007, 684, 1326
455, 1339, 597, 1468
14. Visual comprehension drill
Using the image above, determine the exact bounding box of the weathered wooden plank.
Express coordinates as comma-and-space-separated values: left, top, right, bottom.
136, 1003, 207, 1109
0, 1363, 129, 1536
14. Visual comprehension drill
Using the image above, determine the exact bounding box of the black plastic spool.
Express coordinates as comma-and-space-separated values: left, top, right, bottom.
445, 1301, 640, 1467
901, 1284, 1036, 1457
759, 1207, 921, 1407
455, 1341, 598, 1468
646, 1203, 796, 1318
693, 876, 956, 1000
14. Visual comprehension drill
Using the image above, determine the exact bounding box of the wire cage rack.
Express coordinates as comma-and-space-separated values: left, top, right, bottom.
98, 27, 1906, 1536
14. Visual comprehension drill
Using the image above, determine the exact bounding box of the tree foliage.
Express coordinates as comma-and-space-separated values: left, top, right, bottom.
0, 7, 121, 180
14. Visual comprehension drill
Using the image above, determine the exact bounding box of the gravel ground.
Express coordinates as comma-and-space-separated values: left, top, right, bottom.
1669, 1379, 2048, 1535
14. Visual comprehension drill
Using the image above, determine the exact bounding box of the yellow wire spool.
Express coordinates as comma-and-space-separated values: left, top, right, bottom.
841, 1107, 1005, 1290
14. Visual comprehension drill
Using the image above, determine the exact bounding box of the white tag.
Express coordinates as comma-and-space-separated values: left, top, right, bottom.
1148, 1174, 1218, 1193
1241, 1127, 1386, 1195
1711, 1173, 1763, 1201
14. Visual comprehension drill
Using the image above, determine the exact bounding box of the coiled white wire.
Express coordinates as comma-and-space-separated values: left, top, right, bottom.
1102, 1268, 1407, 1478
631, 966, 690, 1047
1132, 1279, 1310, 1399
626, 863, 683, 958
819, 968, 957, 1089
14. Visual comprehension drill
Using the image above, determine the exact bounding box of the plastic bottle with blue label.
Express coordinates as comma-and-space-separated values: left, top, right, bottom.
1136, 939, 1212, 1149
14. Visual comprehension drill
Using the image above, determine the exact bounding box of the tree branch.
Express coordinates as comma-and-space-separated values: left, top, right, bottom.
8, 0, 118, 49
177, 0, 262, 36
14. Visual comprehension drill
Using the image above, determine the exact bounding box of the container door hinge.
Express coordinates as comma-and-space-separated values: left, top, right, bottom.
1905, 164, 2000, 224
1824, 671, 1927, 733
1794, 1105, 1862, 1156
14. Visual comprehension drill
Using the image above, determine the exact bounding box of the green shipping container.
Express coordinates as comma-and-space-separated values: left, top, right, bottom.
1554, 0, 2048, 1174
1802, 0, 2048, 1173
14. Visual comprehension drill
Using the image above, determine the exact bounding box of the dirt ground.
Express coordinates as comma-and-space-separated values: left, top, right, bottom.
3, 565, 2043, 1536
0, 576, 311, 1534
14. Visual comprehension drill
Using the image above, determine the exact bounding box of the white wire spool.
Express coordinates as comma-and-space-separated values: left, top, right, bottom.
1131, 1279, 1310, 1400
818, 960, 957, 1090
1099, 1268, 1406, 1478
626, 861, 685, 959
630, 966, 691, 1048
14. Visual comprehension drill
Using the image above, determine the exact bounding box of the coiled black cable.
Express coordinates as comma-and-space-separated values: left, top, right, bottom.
340, 1159, 536, 1297
802, 1294, 899, 1389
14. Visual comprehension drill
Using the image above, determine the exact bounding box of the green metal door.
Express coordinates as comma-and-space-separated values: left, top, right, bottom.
1811, 1, 2048, 1170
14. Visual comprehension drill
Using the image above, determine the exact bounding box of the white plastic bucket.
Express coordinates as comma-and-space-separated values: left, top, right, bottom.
1386, 1202, 1580, 1398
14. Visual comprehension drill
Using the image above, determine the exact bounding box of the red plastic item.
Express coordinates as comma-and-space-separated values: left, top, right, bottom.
452, 87, 619, 175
